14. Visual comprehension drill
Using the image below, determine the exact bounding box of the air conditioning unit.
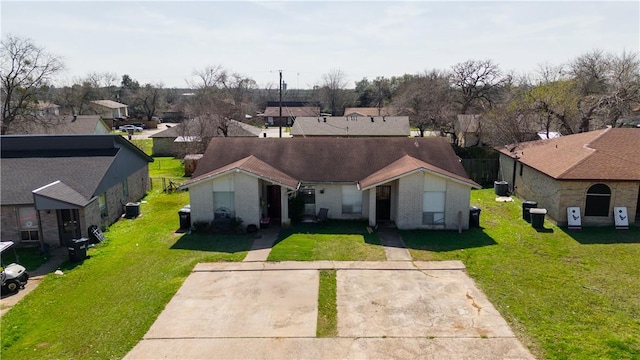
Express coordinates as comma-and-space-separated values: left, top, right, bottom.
125, 202, 140, 219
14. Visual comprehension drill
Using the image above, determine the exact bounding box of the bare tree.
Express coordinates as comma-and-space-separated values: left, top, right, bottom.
450, 59, 509, 114
186, 65, 256, 138
392, 70, 453, 137
1, 35, 64, 134
133, 83, 164, 120
320, 69, 353, 115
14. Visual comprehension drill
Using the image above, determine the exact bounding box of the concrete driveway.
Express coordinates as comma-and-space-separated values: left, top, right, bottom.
125, 261, 534, 359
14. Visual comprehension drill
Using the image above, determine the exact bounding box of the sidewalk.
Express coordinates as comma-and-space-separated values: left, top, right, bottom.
378, 228, 412, 261
243, 226, 280, 262
0, 245, 67, 317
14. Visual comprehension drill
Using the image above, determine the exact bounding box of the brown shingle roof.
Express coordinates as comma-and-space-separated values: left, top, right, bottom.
5, 115, 107, 135
261, 106, 320, 117
291, 116, 410, 137
185, 155, 299, 189
498, 127, 640, 180
189, 137, 478, 188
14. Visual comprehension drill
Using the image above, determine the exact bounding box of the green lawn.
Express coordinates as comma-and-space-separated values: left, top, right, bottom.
316, 269, 337, 337
402, 189, 640, 360
1, 189, 253, 360
267, 221, 385, 261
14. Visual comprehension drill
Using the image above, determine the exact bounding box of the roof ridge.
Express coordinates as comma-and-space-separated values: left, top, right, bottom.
554, 129, 607, 178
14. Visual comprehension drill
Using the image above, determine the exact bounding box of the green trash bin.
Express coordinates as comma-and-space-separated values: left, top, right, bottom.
530, 208, 547, 229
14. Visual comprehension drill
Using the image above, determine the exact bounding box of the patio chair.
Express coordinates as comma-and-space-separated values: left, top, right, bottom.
316, 208, 329, 224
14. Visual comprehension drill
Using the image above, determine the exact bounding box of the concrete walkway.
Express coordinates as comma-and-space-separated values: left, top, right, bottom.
378, 228, 413, 261
242, 226, 280, 262
0, 245, 67, 316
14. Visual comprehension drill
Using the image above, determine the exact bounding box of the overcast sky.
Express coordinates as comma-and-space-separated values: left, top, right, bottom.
2, 1, 638, 89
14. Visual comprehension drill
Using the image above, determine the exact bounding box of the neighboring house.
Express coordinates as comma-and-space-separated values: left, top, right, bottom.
343, 107, 405, 117
454, 114, 481, 147
5, 115, 111, 135
180, 137, 480, 230
35, 102, 60, 116
1, 135, 153, 249
291, 116, 410, 137
498, 127, 640, 226
261, 101, 320, 126
90, 100, 129, 119
150, 119, 261, 157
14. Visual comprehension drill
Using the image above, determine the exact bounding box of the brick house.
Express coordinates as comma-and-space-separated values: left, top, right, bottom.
1, 135, 153, 249
498, 127, 640, 226
179, 137, 480, 230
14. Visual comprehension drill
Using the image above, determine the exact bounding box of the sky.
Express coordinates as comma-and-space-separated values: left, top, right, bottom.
2, 1, 639, 89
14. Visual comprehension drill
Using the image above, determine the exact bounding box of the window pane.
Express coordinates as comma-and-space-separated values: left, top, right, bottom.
18, 207, 38, 229
585, 184, 611, 216
213, 191, 234, 212
423, 192, 445, 212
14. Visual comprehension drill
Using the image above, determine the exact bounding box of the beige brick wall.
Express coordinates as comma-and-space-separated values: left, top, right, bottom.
152, 138, 176, 156
234, 172, 260, 227
503, 154, 639, 226
189, 180, 215, 224
396, 172, 472, 230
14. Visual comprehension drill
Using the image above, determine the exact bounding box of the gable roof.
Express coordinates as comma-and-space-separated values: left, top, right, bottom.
150, 119, 261, 139
498, 127, 640, 180
359, 155, 481, 190
291, 116, 410, 137
262, 106, 320, 117
91, 100, 128, 109
1, 135, 153, 206
5, 115, 109, 135
185, 155, 299, 190
186, 137, 479, 188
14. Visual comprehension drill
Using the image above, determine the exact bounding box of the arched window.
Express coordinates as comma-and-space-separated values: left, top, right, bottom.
585, 184, 611, 216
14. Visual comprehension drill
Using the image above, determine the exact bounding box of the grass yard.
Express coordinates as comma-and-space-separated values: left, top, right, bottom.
267, 221, 385, 261
0, 189, 253, 359
316, 269, 338, 337
402, 189, 640, 360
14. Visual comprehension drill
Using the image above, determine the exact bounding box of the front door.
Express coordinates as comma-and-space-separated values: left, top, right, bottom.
267, 185, 281, 220
636, 185, 640, 222
57, 209, 81, 245
376, 186, 391, 221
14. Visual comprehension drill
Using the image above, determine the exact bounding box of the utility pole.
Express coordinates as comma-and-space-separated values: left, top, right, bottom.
279, 70, 283, 138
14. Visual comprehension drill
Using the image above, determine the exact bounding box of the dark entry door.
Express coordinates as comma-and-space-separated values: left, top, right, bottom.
57, 209, 81, 245
636, 186, 640, 222
376, 186, 391, 221
267, 185, 281, 220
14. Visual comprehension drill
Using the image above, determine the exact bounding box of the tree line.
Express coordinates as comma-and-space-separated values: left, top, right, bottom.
2, 34, 639, 146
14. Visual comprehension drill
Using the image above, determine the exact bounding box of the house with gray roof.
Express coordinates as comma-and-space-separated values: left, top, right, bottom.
291, 116, 410, 137
498, 127, 640, 226
1, 135, 153, 249
150, 119, 261, 157
5, 115, 111, 135
90, 100, 129, 119
179, 137, 480, 230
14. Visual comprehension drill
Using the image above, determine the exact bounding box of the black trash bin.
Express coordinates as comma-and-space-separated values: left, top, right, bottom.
522, 201, 538, 222
494, 181, 509, 196
530, 208, 547, 229
178, 206, 191, 229
67, 238, 89, 262
469, 206, 481, 228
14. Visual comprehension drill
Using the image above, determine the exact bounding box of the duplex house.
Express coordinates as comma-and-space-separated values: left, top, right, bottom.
290, 116, 410, 137
498, 127, 640, 226
1, 135, 153, 249
180, 137, 480, 230
261, 101, 320, 126
150, 119, 262, 157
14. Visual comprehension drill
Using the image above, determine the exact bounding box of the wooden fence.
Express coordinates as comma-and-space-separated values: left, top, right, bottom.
460, 158, 499, 187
